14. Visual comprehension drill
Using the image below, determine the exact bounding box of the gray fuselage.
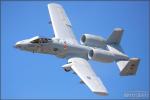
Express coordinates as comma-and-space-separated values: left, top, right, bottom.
15, 37, 91, 60
15, 37, 129, 63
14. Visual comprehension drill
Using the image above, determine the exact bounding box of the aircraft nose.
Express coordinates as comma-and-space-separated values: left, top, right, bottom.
14, 42, 22, 48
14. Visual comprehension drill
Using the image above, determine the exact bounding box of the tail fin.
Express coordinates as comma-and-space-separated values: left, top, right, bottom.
106, 28, 125, 56
107, 28, 140, 76
116, 58, 140, 76
107, 28, 123, 45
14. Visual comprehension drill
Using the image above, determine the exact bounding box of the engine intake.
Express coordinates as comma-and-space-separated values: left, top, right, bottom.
88, 49, 115, 63
80, 34, 106, 48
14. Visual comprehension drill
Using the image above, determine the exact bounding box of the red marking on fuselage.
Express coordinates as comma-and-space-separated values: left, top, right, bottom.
64, 41, 67, 50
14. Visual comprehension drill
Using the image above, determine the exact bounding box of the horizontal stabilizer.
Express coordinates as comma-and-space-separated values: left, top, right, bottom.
107, 28, 124, 44
116, 58, 140, 76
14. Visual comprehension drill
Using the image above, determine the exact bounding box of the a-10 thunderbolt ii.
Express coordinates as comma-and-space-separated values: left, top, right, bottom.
15, 3, 140, 96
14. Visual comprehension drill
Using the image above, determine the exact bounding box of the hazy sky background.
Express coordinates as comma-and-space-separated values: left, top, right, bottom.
1, 1, 149, 99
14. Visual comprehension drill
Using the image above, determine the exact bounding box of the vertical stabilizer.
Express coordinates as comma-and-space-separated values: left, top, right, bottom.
106, 28, 127, 60
107, 28, 123, 45
116, 58, 140, 76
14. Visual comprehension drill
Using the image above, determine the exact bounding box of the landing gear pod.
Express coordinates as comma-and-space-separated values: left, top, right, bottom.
62, 63, 72, 72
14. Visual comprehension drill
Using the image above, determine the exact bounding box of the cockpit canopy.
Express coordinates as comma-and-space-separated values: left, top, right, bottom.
30, 36, 52, 43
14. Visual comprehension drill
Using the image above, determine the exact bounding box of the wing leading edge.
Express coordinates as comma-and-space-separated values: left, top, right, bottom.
68, 57, 108, 95
48, 3, 78, 44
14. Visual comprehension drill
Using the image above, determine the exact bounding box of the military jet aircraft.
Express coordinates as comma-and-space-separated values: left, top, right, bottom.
15, 3, 140, 96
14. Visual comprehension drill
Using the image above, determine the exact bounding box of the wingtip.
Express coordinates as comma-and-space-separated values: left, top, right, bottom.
114, 27, 124, 32
47, 3, 62, 8
93, 91, 108, 96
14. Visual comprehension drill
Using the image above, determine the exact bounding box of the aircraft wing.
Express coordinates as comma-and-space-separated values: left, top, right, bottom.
68, 57, 108, 95
48, 3, 78, 44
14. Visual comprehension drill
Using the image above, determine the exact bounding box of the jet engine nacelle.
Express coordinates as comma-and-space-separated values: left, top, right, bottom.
88, 49, 115, 63
80, 34, 106, 48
